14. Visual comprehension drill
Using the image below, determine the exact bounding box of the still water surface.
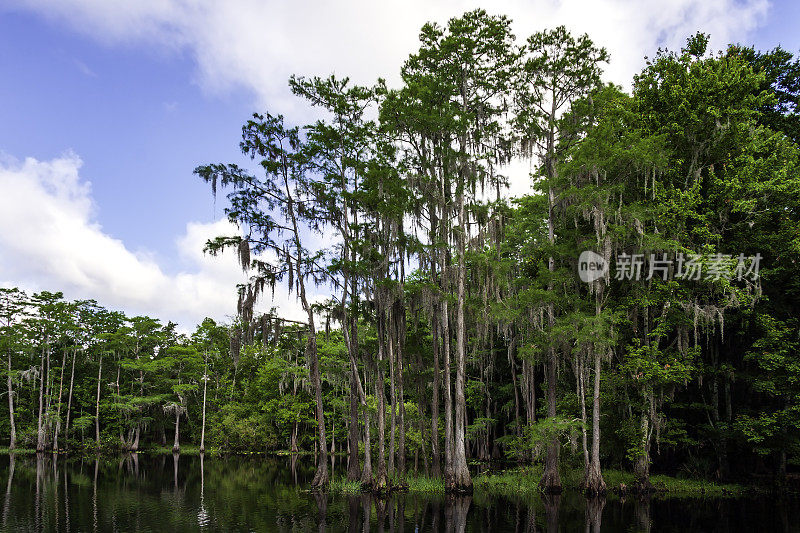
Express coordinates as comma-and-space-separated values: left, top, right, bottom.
0, 454, 797, 532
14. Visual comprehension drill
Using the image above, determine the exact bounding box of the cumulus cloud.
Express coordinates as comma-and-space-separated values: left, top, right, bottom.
0, 153, 306, 329
8, 0, 770, 114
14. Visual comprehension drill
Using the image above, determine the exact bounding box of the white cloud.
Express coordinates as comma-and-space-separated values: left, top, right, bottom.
7, 0, 770, 197
0, 153, 307, 329
9, 0, 770, 113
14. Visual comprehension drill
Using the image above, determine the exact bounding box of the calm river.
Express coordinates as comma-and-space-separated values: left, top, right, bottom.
0, 454, 797, 532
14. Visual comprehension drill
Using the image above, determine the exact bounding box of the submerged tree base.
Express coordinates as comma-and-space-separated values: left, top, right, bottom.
445, 481, 474, 495
311, 467, 330, 491
631, 477, 656, 495
581, 468, 607, 497
539, 470, 563, 495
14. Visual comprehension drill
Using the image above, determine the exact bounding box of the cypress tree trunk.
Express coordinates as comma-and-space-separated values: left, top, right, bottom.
64, 348, 76, 446
95, 356, 102, 447
451, 191, 472, 493
441, 297, 454, 486
439, 203, 454, 486
540, 184, 561, 493
200, 366, 208, 453
6, 347, 15, 450
172, 408, 181, 453
583, 348, 606, 495
417, 379, 429, 475
396, 311, 406, 477
43, 345, 52, 448
360, 405, 373, 488
52, 348, 67, 450
508, 336, 522, 448
290, 422, 298, 453
540, 342, 561, 493
430, 309, 441, 478
388, 317, 397, 476
307, 328, 329, 488
346, 317, 361, 482
36, 343, 48, 452
634, 408, 654, 493
374, 311, 389, 492
576, 353, 589, 475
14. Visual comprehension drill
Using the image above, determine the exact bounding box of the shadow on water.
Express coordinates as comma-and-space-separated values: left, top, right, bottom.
0, 454, 798, 531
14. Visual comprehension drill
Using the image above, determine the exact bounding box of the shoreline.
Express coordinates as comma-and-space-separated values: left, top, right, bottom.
0, 449, 792, 499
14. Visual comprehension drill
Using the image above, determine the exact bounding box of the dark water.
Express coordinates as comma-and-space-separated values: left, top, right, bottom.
0, 454, 797, 532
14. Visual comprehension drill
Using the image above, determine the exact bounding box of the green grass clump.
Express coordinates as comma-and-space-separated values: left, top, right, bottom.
648, 474, 746, 497
470, 466, 749, 499
405, 475, 445, 494
473, 466, 544, 498
328, 474, 446, 495
0, 448, 38, 455
327, 478, 364, 495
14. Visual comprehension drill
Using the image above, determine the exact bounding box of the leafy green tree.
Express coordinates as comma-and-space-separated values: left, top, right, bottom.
515, 24, 608, 493
196, 112, 334, 487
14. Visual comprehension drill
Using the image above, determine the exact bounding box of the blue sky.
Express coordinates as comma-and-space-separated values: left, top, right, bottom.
0, 9, 251, 261
0, 0, 796, 328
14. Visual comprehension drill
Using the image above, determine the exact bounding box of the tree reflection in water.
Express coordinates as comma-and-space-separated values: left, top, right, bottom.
0, 454, 795, 531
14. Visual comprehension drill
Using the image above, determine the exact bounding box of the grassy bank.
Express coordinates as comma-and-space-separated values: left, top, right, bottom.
329, 474, 446, 495
329, 465, 751, 499
0, 445, 213, 456
0, 448, 757, 499
473, 466, 748, 498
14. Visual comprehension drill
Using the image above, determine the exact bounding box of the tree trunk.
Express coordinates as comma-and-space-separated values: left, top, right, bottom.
431, 308, 441, 477
397, 308, 406, 477
417, 385, 429, 475
53, 348, 67, 450
521, 355, 535, 461
451, 191, 472, 493
95, 356, 102, 447
200, 365, 208, 453
64, 348, 76, 446
43, 344, 52, 448
388, 317, 397, 476
633, 409, 653, 493
346, 318, 361, 481
540, 137, 562, 493
36, 343, 48, 452
441, 296, 454, 487
284, 157, 328, 489
360, 406, 373, 489
540, 344, 561, 493
291, 422, 298, 453
172, 409, 180, 453
374, 312, 389, 492
307, 328, 329, 489
583, 349, 606, 496
576, 353, 589, 475
6, 347, 15, 450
